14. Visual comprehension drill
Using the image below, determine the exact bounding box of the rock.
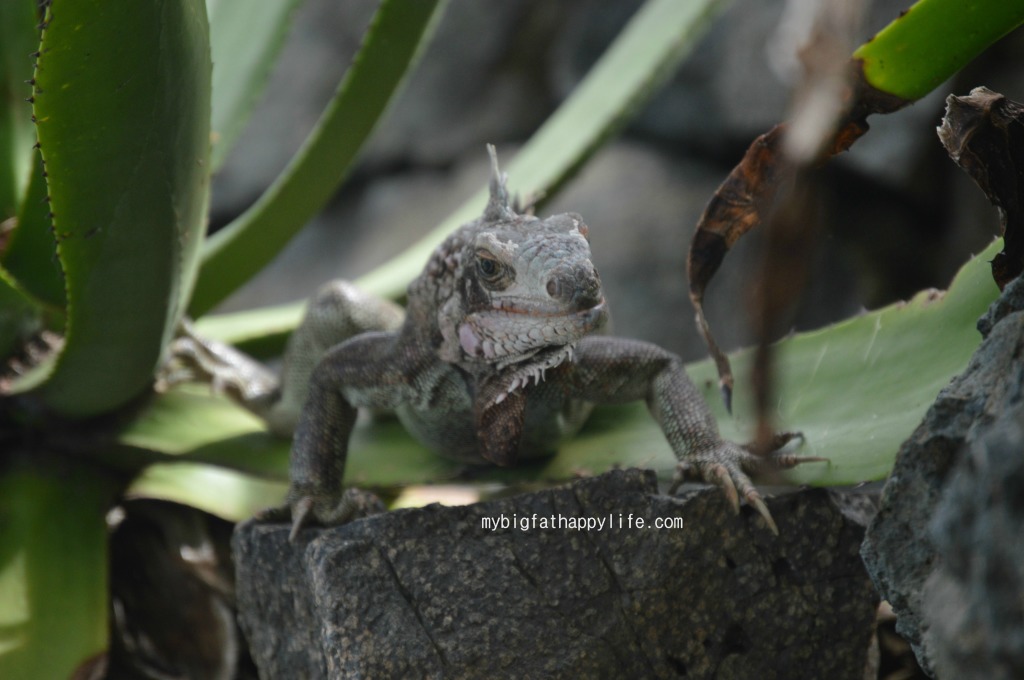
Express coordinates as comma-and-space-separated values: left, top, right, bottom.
978, 273, 1024, 336
235, 468, 876, 679
211, 0, 554, 214
361, 0, 553, 168
209, 0, 376, 212
861, 275, 1024, 676
923, 402, 1024, 680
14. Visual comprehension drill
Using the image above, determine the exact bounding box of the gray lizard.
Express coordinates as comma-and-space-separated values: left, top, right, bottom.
170, 146, 823, 539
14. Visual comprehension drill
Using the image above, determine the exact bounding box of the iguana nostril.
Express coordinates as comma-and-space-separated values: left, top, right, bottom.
546, 277, 562, 300
547, 266, 602, 310
575, 272, 602, 310
574, 261, 603, 305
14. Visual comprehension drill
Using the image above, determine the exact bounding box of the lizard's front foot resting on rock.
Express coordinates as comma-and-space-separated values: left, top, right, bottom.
257, 488, 386, 542
668, 432, 827, 535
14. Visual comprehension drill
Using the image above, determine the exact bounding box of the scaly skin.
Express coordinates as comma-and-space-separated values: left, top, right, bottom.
168, 146, 824, 539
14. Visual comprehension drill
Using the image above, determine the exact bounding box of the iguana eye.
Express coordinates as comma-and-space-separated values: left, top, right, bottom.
479, 257, 497, 276
475, 251, 506, 286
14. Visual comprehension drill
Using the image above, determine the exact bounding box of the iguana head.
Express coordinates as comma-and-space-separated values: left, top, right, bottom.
429, 146, 607, 381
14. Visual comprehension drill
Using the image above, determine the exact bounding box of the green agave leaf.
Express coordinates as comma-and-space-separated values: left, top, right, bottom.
0, 0, 38, 222
207, 0, 303, 171
125, 416, 447, 519
0, 464, 116, 679
122, 241, 1000, 520
854, 0, 1024, 102
120, 385, 273, 456
1, 153, 64, 311
547, 239, 1002, 484
189, 0, 448, 317
33, 0, 211, 417
193, 300, 303, 357
123, 386, 461, 520
130, 462, 288, 522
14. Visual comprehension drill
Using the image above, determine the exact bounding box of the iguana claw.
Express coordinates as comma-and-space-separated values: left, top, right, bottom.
261, 489, 386, 542
669, 433, 826, 535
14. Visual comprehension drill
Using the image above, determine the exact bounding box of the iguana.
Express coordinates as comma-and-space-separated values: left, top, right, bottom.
170, 146, 823, 539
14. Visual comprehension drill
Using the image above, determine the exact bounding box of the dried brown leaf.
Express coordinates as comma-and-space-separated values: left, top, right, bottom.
938, 86, 1024, 289
686, 56, 907, 423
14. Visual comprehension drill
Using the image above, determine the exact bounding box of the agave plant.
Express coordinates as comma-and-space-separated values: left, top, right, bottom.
0, 0, 1020, 676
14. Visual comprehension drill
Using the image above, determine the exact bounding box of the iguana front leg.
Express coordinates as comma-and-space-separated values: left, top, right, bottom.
567, 336, 824, 533
281, 330, 420, 540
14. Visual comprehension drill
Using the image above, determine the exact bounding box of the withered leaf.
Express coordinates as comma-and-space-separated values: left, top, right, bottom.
686, 57, 907, 416
938, 86, 1024, 290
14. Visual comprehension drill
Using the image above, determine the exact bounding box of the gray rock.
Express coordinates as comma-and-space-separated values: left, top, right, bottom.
235, 468, 876, 679
978, 274, 1024, 337
923, 402, 1024, 680
362, 0, 555, 168
211, 0, 557, 213
861, 277, 1024, 677
210, 0, 376, 212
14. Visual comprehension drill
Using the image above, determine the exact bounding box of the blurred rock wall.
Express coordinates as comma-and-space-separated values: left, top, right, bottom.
210, 0, 1020, 360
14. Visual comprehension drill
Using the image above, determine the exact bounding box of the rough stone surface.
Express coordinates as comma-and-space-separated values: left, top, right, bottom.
235, 469, 876, 679
861, 275, 1024, 677
977, 273, 1024, 336
923, 402, 1024, 680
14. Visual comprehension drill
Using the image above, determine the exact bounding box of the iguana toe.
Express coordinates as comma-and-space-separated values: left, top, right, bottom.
669, 436, 826, 535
